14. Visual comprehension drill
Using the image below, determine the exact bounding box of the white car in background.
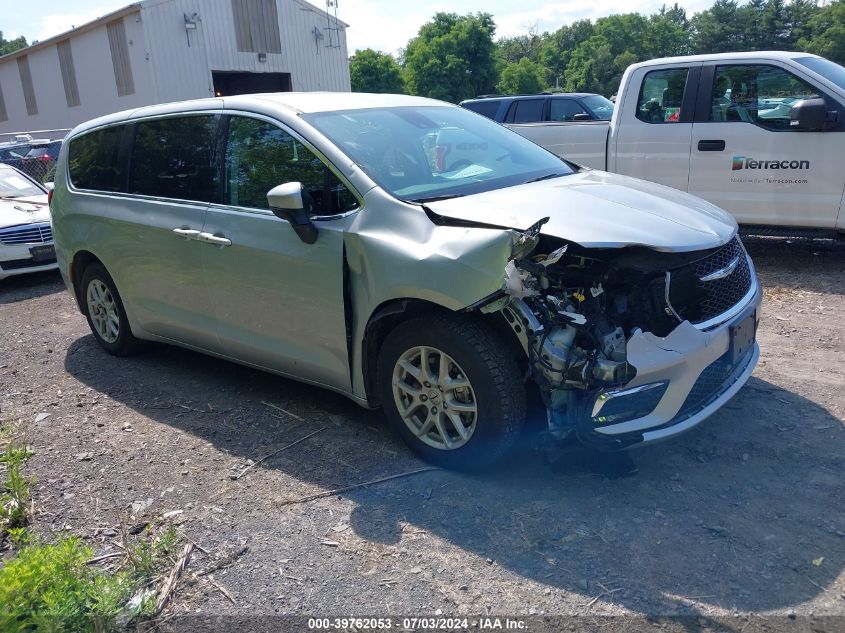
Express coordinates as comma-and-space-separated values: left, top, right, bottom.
0, 163, 57, 281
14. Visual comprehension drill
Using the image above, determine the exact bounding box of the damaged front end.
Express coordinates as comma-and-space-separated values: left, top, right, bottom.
477, 221, 761, 450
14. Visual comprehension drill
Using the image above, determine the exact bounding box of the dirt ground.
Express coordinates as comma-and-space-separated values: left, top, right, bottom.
1, 236, 843, 625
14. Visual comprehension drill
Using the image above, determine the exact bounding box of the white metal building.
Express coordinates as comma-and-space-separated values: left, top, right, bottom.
0, 0, 350, 135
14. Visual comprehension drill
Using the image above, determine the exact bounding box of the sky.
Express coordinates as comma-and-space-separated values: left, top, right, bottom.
3, 0, 716, 56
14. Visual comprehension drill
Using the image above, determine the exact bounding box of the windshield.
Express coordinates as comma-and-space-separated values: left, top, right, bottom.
795, 56, 845, 92
582, 95, 615, 120
303, 106, 572, 202
0, 165, 43, 198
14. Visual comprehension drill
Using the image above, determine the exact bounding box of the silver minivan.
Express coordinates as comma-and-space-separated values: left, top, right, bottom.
51, 93, 761, 469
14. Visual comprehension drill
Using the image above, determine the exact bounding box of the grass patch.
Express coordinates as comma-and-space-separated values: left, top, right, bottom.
0, 432, 184, 631
0, 525, 182, 631
1, 439, 33, 541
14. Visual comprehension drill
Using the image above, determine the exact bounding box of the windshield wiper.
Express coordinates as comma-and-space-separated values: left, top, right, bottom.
409, 193, 467, 203
522, 172, 568, 184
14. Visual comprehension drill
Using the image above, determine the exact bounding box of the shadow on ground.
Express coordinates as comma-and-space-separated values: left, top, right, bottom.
65, 330, 844, 614
0, 269, 63, 304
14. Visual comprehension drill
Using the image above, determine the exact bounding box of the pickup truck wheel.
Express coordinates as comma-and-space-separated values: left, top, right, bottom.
81, 263, 143, 356
378, 314, 526, 470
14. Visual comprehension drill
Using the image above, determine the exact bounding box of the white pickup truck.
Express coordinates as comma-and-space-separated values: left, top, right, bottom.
502, 52, 845, 231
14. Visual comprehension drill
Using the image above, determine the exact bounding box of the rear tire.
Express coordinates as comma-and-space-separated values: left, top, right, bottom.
377, 314, 526, 470
81, 263, 143, 356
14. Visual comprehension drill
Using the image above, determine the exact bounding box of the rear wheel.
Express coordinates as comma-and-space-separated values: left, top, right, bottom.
81, 263, 143, 356
378, 314, 526, 470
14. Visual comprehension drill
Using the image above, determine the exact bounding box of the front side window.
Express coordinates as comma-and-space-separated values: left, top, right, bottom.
224, 116, 357, 214
511, 99, 545, 123
636, 68, 689, 123
795, 56, 845, 92
549, 99, 588, 122
710, 64, 821, 129
581, 94, 615, 120
68, 125, 129, 192
303, 105, 572, 202
128, 115, 219, 202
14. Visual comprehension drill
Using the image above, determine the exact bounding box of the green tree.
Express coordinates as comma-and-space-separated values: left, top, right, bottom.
349, 49, 405, 93
564, 35, 615, 94
690, 0, 747, 53
785, 0, 821, 48
0, 31, 28, 56
497, 57, 546, 94
403, 12, 498, 102
799, 0, 845, 64
647, 4, 691, 57
497, 24, 544, 65
538, 19, 595, 90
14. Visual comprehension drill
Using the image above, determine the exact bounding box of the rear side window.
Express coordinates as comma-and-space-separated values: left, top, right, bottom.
128, 115, 219, 202
636, 68, 689, 123
224, 116, 358, 214
68, 126, 129, 192
510, 99, 545, 123
462, 100, 501, 120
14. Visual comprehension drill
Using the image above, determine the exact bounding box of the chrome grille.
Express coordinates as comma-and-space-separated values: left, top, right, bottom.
668, 236, 753, 325
0, 223, 53, 245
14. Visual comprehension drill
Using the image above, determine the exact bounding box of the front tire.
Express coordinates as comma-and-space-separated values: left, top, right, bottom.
378, 314, 526, 470
81, 263, 143, 356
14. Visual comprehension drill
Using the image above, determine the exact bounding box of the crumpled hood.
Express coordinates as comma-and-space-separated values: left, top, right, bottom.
425, 170, 737, 252
0, 195, 50, 229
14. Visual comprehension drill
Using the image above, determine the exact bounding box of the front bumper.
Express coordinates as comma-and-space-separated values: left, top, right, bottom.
587, 280, 762, 447
0, 243, 58, 280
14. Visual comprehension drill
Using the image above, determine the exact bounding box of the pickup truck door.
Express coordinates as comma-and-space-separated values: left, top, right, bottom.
612, 63, 701, 192
688, 62, 844, 228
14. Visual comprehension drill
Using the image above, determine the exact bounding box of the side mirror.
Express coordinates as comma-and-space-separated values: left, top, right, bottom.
790, 98, 836, 131
267, 182, 318, 244
572, 113, 591, 121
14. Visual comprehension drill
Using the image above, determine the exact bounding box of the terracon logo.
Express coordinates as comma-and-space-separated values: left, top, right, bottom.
731, 156, 810, 171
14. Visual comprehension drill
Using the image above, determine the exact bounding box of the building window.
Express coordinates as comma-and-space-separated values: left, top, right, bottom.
0, 81, 7, 122
107, 19, 135, 97
57, 40, 81, 108
17, 56, 38, 116
231, 0, 282, 54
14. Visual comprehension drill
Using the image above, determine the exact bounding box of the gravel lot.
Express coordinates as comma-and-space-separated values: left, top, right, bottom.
1, 237, 843, 623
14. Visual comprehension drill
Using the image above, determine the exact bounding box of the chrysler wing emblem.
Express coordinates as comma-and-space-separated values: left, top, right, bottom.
700, 256, 740, 282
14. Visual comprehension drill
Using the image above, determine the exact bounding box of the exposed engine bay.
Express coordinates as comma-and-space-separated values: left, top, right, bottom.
478, 218, 744, 447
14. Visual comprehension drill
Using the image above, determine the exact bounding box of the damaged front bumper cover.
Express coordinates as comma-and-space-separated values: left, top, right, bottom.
587, 281, 761, 449
502, 275, 761, 451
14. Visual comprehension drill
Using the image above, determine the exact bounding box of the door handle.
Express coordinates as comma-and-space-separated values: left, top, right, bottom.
698, 139, 726, 152
198, 232, 232, 247
172, 227, 201, 239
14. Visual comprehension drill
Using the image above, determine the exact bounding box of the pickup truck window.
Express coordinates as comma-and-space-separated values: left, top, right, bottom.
550, 99, 588, 121
710, 64, 820, 130
636, 68, 688, 124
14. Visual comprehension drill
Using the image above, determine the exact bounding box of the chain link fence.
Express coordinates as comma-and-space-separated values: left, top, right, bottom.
0, 129, 70, 186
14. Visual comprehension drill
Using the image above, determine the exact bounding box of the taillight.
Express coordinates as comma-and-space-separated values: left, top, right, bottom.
40, 155, 52, 161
